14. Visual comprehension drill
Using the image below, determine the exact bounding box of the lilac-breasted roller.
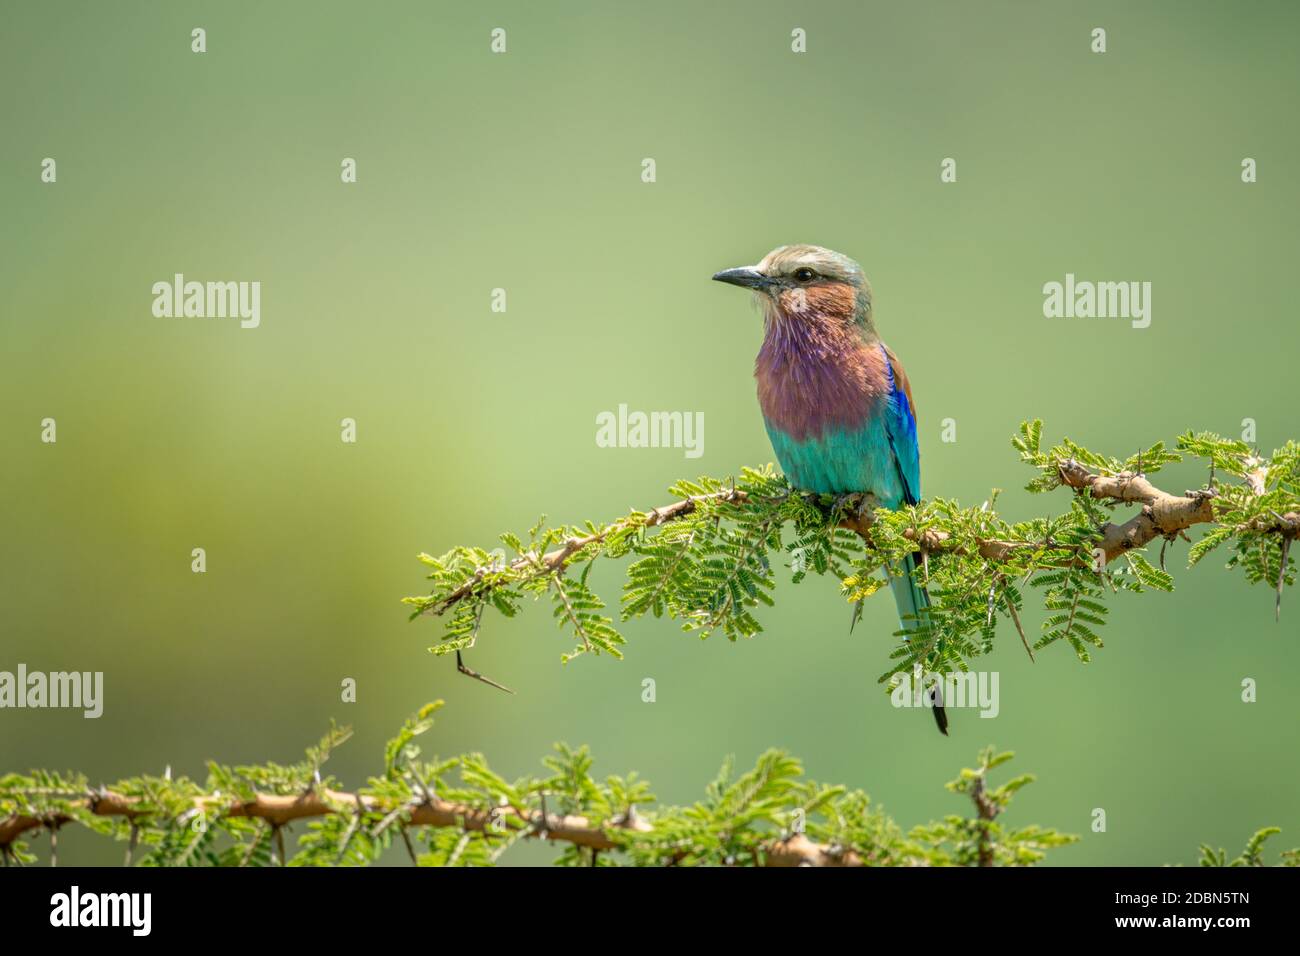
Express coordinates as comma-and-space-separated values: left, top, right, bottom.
713, 244, 946, 734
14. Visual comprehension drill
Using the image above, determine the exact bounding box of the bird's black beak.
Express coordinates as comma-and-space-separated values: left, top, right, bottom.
712, 266, 772, 290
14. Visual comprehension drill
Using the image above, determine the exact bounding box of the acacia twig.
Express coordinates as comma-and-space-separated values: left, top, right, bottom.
0, 786, 862, 867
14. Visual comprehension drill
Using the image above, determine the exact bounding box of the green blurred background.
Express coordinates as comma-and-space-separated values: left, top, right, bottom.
2, 0, 1297, 866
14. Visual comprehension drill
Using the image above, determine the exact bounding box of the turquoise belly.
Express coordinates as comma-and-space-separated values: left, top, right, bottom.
764, 419, 905, 508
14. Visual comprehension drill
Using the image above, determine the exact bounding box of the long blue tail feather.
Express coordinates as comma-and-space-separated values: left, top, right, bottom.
888, 553, 947, 735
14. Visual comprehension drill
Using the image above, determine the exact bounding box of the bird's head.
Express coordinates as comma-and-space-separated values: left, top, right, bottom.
712, 244, 873, 332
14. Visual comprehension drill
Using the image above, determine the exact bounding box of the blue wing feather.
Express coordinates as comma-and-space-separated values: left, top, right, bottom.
880, 345, 921, 506
878, 344, 943, 730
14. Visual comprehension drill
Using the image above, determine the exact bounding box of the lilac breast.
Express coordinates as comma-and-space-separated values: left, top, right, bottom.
755, 319, 887, 441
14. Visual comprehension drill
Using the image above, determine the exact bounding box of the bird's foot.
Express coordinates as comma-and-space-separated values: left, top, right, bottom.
825, 493, 876, 535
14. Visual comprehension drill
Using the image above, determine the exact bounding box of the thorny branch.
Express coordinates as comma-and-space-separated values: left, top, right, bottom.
431, 451, 1295, 616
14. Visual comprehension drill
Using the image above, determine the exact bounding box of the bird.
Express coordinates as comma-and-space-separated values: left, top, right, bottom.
712, 244, 947, 735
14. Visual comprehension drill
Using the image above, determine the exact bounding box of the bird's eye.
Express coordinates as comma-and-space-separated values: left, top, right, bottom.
793, 267, 816, 282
